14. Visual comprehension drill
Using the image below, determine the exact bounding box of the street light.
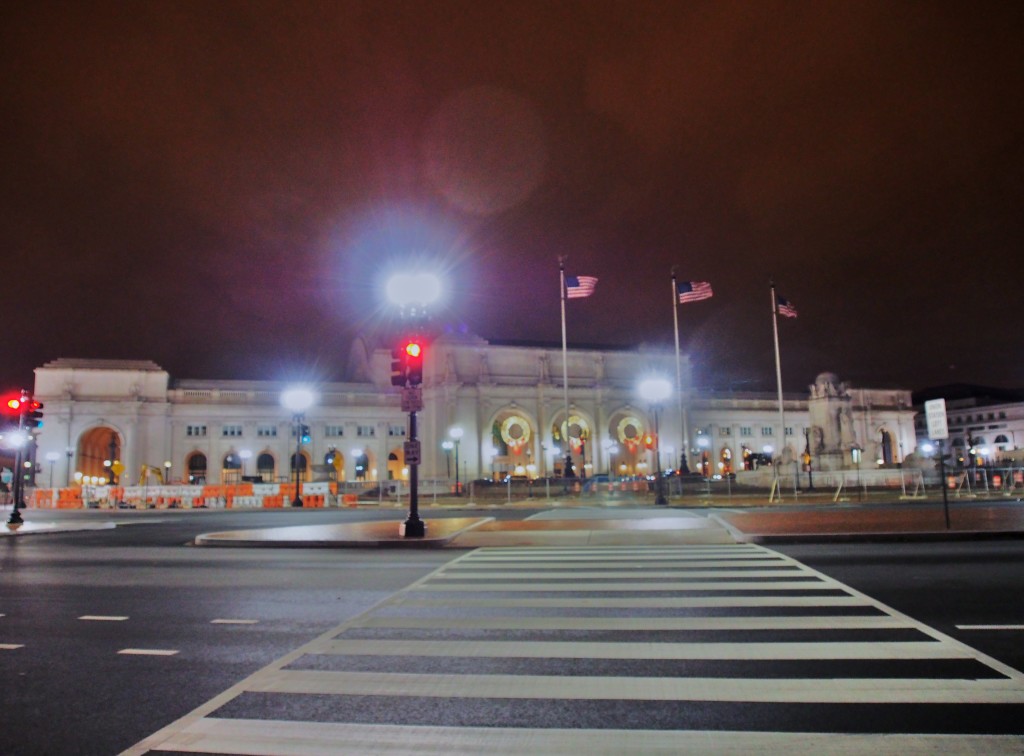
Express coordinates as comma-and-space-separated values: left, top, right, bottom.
638, 376, 672, 505
449, 426, 463, 495
163, 460, 172, 484
45, 451, 60, 488
281, 386, 316, 507
441, 439, 453, 483
239, 449, 252, 481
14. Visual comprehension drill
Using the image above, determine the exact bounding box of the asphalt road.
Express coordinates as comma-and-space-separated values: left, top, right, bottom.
2, 508, 1023, 754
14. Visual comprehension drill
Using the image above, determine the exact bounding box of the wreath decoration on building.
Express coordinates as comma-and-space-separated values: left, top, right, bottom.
500, 415, 531, 455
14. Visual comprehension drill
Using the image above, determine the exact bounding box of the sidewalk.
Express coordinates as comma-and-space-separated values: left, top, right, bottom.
7, 497, 1024, 546
192, 499, 1024, 548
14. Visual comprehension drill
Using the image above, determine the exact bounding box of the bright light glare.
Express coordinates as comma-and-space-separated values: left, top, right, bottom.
386, 272, 442, 308
280, 386, 316, 413
637, 376, 672, 404
449, 426, 464, 440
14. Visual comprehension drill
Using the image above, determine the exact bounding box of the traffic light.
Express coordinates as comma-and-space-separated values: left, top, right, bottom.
24, 399, 44, 430
300, 424, 311, 444
643, 433, 656, 450
390, 347, 406, 387
404, 339, 424, 386
3, 393, 24, 416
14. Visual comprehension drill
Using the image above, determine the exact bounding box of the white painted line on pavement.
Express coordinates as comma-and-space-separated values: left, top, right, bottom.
248, 668, 1024, 704
314, 638, 969, 661
150, 718, 1024, 755
417, 579, 845, 592
0, 643, 24, 650
211, 619, 259, 625
400, 595, 871, 608
358, 614, 910, 631
437, 568, 804, 579
118, 648, 179, 656
956, 625, 1024, 631
79, 615, 129, 621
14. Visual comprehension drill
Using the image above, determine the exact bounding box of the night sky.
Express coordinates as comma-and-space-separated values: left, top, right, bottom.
3, 1, 1021, 394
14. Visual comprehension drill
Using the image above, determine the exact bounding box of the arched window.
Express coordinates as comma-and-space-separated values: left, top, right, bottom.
994, 435, 1009, 444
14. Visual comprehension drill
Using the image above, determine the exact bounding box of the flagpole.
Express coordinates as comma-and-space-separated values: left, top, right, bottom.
559, 256, 571, 478
671, 268, 689, 473
769, 280, 786, 501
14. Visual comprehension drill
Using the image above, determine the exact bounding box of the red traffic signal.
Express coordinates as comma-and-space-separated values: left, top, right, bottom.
404, 340, 424, 385
4, 396, 21, 413
25, 399, 44, 429
643, 433, 656, 450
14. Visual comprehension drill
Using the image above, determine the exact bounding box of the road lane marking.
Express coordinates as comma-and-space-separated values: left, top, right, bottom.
314, 638, 966, 661
211, 619, 259, 624
357, 614, 910, 631
0, 643, 24, 650
957, 625, 1024, 630
149, 718, 1024, 755
79, 615, 129, 621
416, 579, 843, 592
436, 569, 806, 579
121, 543, 1024, 755
118, 648, 179, 656
399, 595, 871, 608
248, 668, 1024, 704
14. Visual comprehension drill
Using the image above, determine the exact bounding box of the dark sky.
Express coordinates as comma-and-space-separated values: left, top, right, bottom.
3, 1, 1022, 394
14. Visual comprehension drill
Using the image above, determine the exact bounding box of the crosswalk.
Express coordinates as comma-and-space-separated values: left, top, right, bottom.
126, 544, 1024, 754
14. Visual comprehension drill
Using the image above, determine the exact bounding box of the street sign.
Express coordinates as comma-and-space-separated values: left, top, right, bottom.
401, 387, 423, 413
403, 440, 421, 465
924, 398, 949, 440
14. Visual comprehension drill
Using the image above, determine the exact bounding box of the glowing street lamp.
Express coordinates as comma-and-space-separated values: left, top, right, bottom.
638, 376, 672, 505
281, 386, 316, 507
449, 426, 464, 495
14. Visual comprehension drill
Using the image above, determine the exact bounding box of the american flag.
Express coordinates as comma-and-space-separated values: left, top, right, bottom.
565, 275, 598, 299
776, 295, 798, 318
677, 280, 713, 304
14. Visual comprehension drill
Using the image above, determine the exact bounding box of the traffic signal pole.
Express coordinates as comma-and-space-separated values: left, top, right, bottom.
403, 407, 424, 537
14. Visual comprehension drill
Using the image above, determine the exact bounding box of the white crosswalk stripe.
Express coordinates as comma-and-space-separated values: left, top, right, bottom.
125, 544, 1024, 754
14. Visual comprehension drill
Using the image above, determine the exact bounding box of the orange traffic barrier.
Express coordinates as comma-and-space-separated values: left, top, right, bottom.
343, 493, 358, 507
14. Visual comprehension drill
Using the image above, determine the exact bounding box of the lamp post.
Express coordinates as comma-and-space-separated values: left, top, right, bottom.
281, 386, 315, 507
802, 428, 815, 490
441, 440, 453, 483
449, 427, 463, 495
44, 451, 59, 488
66, 447, 74, 487
239, 449, 252, 481
164, 460, 172, 484
638, 376, 672, 505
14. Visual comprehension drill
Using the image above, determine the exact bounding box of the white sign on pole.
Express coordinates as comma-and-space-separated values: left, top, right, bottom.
924, 398, 949, 440
403, 440, 421, 465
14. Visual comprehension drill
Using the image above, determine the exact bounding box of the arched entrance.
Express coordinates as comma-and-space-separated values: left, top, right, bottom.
386, 448, 406, 481
324, 450, 345, 481
550, 412, 593, 478
75, 427, 121, 483
490, 410, 535, 480
223, 452, 242, 484
607, 412, 646, 477
879, 430, 894, 465
256, 452, 275, 482
186, 452, 207, 484
288, 451, 310, 483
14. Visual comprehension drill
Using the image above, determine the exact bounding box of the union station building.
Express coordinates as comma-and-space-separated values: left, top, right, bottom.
28, 332, 917, 489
